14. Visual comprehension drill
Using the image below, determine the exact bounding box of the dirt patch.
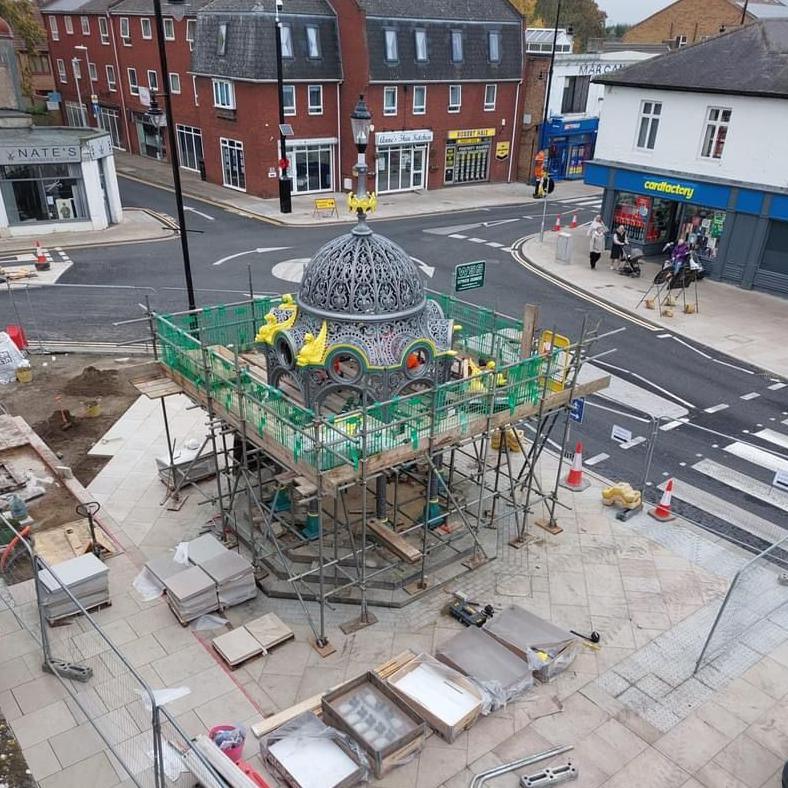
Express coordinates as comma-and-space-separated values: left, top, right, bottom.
0, 353, 147, 487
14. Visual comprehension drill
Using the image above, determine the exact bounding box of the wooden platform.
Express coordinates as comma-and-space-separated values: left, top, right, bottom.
367, 518, 421, 563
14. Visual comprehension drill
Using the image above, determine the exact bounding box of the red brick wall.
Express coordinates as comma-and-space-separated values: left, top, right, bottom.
622, 0, 746, 44
517, 53, 549, 183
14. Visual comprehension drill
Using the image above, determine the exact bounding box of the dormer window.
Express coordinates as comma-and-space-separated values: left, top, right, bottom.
451, 30, 463, 63
385, 29, 398, 62
280, 24, 293, 58
306, 25, 320, 58
489, 30, 501, 63
217, 22, 227, 56
414, 29, 427, 62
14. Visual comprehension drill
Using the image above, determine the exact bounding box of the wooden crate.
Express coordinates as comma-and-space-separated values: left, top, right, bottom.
386, 653, 483, 743
321, 671, 427, 779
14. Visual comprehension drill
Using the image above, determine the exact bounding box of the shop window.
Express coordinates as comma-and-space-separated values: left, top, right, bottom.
186, 20, 196, 51
383, 86, 397, 115
612, 192, 653, 245
700, 107, 731, 159
64, 16, 73, 35
451, 30, 463, 63
163, 17, 175, 40
99, 17, 109, 44
170, 73, 181, 94
220, 137, 245, 190
80, 16, 90, 34
306, 25, 320, 58
106, 64, 116, 91
484, 84, 497, 111
49, 16, 59, 42
414, 29, 427, 62
57, 58, 67, 83
385, 29, 398, 62
761, 221, 788, 276
127, 67, 138, 95
120, 17, 130, 43
217, 22, 227, 55
448, 84, 461, 113
177, 124, 203, 171
679, 205, 726, 261
636, 100, 661, 150
212, 78, 234, 109
489, 30, 501, 63
0, 163, 89, 225
287, 142, 333, 193
283, 84, 296, 116
561, 76, 590, 114
413, 85, 426, 115
308, 84, 323, 115
280, 24, 293, 58
141, 18, 152, 39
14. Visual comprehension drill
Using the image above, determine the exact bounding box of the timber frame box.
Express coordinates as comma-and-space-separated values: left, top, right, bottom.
321, 670, 428, 778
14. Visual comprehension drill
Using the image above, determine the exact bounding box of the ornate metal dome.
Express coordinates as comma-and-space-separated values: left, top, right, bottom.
297, 229, 426, 321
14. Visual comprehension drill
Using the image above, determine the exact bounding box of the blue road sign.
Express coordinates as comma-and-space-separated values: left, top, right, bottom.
569, 398, 585, 423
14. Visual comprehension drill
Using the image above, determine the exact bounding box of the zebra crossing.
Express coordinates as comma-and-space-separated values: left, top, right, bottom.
553, 194, 604, 210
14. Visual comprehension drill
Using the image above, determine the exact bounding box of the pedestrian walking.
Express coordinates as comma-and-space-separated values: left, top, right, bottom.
589, 225, 605, 269
587, 214, 607, 236
610, 224, 628, 270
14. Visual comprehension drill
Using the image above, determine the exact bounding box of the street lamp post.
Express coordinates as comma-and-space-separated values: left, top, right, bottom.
349, 94, 372, 220
75, 44, 95, 126
71, 57, 86, 126
540, 0, 562, 167
152, 0, 196, 312
147, 92, 165, 161
275, 0, 292, 214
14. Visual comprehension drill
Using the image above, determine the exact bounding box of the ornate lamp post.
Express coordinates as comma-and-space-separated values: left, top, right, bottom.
348, 94, 376, 226
147, 92, 166, 161
275, 0, 292, 214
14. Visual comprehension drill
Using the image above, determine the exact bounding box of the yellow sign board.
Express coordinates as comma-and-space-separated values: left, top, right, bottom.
539, 330, 572, 392
495, 141, 511, 160
313, 197, 338, 217
448, 128, 496, 140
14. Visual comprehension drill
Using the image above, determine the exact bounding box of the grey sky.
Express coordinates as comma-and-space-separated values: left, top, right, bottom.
597, 0, 673, 24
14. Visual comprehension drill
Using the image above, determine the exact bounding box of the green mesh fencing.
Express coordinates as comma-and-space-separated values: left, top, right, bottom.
154, 298, 566, 473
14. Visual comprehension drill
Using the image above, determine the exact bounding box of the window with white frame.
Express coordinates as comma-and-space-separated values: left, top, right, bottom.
700, 107, 731, 159
217, 22, 227, 55
147, 69, 158, 91
65, 100, 86, 126
383, 85, 397, 115
448, 83, 461, 112
71, 59, 81, 79
414, 29, 427, 62
413, 85, 426, 114
283, 84, 296, 115
280, 24, 293, 57
106, 64, 116, 91
186, 19, 195, 50
636, 100, 661, 150
170, 73, 181, 94
306, 25, 320, 58
308, 84, 322, 114
80, 16, 90, 34
192, 75, 199, 105
384, 29, 398, 62
177, 124, 203, 171
64, 16, 73, 34
675, 34, 687, 47
484, 83, 497, 111
163, 17, 175, 40
212, 78, 234, 109
56, 58, 66, 83
488, 30, 501, 62
127, 67, 138, 95
98, 16, 109, 44
88, 62, 97, 82
97, 106, 123, 148
451, 30, 463, 62
141, 18, 152, 39
49, 16, 59, 41
220, 137, 245, 190
120, 17, 130, 42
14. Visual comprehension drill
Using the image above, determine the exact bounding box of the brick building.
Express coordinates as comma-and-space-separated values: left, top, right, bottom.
622, 0, 788, 48
41, 0, 528, 199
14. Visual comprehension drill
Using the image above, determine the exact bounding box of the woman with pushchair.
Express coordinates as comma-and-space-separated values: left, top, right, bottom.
610, 225, 628, 271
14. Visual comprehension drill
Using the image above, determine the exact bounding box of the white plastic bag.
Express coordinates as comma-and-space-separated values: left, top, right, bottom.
132, 568, 165, 602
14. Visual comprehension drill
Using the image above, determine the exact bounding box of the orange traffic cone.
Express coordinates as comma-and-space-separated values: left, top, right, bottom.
34, 241, 50, 271
570, 214, 578, 229
649, 479, 676, 522
552, 215, 561, 232
560, 442, 590, 491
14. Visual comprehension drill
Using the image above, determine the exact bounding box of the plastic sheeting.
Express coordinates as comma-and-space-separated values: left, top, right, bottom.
0, 332, 25, 385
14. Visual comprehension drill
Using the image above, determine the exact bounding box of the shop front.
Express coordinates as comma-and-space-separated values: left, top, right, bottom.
541, 116, 598, 181
285, 137, 336, 195
132, 111, 166, 160
0, 123, 122, 236
585, 161, 788, 295
374, 130, 431, 194
444, 128, 495, 185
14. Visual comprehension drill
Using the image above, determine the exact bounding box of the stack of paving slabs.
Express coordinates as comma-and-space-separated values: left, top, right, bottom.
435, 624, 534, 710
211, 626, 265, 668
38, 553, 109, 623
200, 549, 257, 607
163, 565, 219, 624
185, 534, 229, 567
484, 605, 579, 682
144, 553, 189, 587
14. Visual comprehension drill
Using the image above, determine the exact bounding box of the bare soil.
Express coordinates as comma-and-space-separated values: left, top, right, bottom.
0, 353, 146, 487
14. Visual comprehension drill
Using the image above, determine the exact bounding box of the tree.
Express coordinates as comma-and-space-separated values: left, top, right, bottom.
0, 0, 44, 99
606, 23, 632, 39
534, 0, 607, 52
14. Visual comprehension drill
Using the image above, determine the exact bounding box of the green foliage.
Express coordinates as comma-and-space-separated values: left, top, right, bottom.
605, 23, 632, 39
535, 0, 607, 52
0, 0, 44, 97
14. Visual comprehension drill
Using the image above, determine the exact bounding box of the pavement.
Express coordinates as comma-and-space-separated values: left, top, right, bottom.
114, 151, 601, 226
516, 227, 788, 380
2, 390, 788, 787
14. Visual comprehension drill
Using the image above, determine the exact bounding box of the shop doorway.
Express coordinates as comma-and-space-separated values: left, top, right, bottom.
287, 142, 334, 194
444, 141, 490, 185
376, 145, 426, 193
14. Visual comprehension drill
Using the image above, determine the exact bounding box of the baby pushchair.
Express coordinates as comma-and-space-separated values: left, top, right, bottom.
618, 243, 643, 277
